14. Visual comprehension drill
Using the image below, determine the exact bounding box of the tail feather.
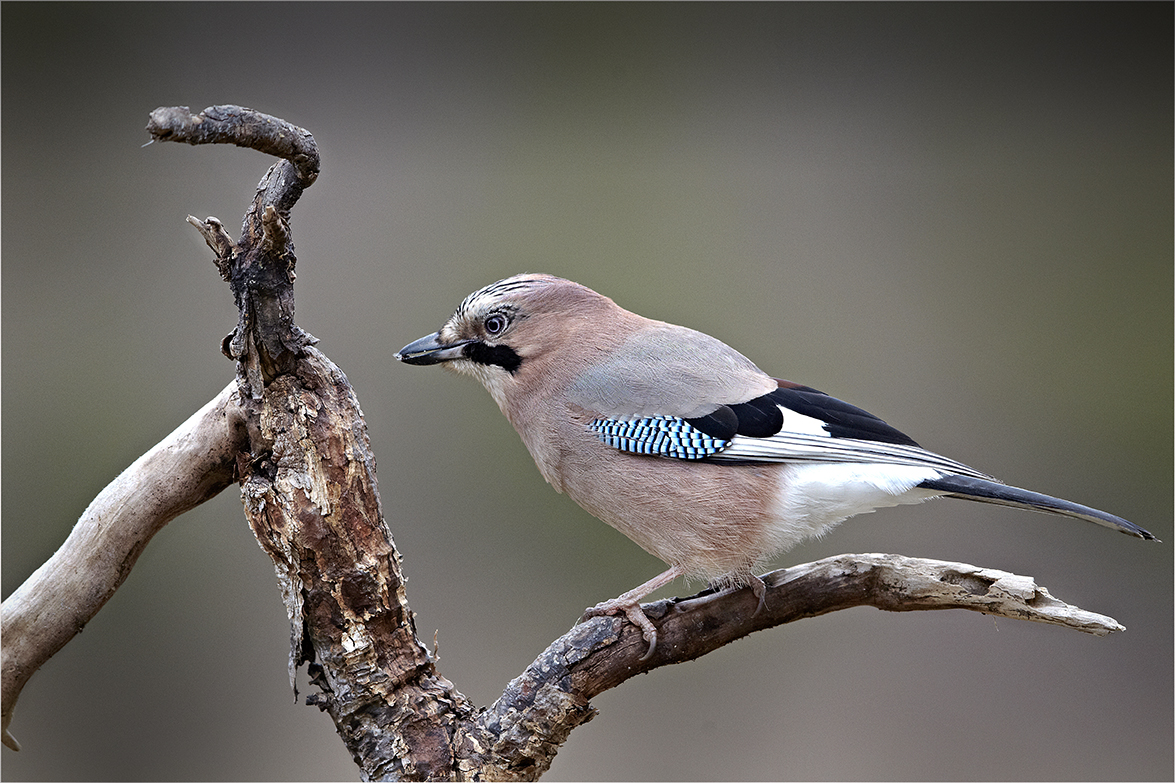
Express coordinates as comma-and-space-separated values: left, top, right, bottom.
919, 475, 1157, 541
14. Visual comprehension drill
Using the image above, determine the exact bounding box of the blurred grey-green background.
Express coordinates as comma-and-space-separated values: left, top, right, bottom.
3, 3, 1171, 780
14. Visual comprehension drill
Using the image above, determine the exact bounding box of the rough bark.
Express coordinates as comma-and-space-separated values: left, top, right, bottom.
0, 105, 1133, 777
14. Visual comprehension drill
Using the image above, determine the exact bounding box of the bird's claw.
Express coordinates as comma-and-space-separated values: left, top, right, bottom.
582, 598, 659, 660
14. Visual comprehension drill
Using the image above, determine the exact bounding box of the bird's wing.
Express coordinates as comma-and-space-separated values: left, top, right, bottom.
587, 379, 993, 480
565, 322, 778, 419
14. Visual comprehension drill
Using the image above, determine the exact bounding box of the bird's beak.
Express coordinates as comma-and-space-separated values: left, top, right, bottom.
395, 332, 471, 365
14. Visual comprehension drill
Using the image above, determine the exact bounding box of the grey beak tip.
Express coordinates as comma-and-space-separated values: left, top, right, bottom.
397, 332, 467, 366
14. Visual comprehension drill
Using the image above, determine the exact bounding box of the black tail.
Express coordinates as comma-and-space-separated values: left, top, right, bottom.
919, 475, 1157, 541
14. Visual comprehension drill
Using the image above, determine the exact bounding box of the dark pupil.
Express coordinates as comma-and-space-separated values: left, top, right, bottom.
486, 315, 505, 334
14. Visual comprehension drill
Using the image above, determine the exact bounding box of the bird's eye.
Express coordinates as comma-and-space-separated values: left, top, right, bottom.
484, 313, 508, 336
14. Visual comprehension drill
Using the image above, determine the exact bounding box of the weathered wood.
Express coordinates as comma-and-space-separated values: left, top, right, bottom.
236, 345, 482, 779
1, 383, 246, 751
460, 552, 1127, 767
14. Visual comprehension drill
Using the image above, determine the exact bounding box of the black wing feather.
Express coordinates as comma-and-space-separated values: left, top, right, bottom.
685, 383, 917, 446
768, 385, 920, 446
729, 395, 786, 437
684, 405, 739, 440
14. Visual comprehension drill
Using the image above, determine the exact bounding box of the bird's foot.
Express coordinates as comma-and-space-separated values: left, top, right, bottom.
581, 596, 660, 661
577, 566, 683, 661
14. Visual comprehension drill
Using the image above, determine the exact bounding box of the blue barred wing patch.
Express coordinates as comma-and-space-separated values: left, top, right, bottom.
589, 416, 731, 460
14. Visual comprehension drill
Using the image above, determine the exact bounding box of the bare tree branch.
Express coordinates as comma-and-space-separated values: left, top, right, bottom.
1, 382, 246, 750
465, 552, 1125, 776
146, 103, 321, 219
563, 553, 1124, 694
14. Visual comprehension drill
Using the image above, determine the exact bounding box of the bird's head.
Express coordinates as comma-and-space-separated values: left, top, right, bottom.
396, 273, 620, 406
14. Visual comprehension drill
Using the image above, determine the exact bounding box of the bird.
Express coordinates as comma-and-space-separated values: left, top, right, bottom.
396, 273, 1155, 658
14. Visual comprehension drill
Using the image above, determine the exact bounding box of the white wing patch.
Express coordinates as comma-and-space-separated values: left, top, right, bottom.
774, 406, 829, 437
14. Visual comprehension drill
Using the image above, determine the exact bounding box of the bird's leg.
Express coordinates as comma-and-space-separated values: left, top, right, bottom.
704, 573, 767, 615
580, 565, 682, 661
748, 573, 767, 616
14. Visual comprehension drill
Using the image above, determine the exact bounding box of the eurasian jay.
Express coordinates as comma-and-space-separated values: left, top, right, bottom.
397, 273, 1155, 657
